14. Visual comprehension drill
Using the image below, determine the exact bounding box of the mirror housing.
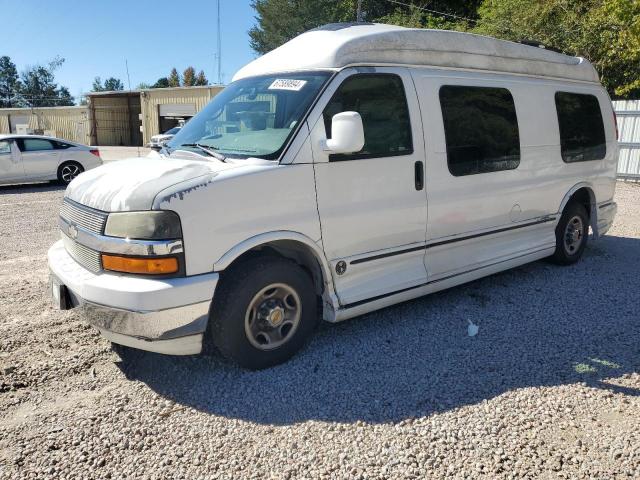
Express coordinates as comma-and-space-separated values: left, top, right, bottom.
322, 111, 365, 155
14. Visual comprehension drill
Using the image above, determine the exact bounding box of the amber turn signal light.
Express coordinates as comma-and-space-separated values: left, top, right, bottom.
101, 254, 179, 275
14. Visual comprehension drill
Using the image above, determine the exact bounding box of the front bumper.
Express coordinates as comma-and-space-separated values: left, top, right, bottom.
48, 240, 219, 355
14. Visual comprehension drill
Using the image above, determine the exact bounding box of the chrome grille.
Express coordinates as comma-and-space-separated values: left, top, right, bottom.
62, 233, 102, 273
59, 199, 107, 235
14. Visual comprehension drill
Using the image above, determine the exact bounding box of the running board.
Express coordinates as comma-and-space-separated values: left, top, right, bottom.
325, 246, 555, 323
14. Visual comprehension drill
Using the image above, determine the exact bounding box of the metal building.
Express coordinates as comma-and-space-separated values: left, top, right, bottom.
0, 106, 90, 144
86, 85, 223, 147
140, 86, 223, 145
614, 100, 640, 180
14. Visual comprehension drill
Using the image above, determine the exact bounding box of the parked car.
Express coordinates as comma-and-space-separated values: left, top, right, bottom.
148, 127, 181, 149
48, 23, 618, 369
0, 135, 102, 185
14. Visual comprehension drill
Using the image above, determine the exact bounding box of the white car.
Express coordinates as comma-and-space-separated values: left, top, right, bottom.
48, 24, 618, 369
148, 127, 181, 149
0, 135, 102, 185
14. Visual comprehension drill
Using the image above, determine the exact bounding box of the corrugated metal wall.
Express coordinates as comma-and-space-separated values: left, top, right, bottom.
614, 100, 640, 179
140, 86, 223, 144
0, 106, 90, 144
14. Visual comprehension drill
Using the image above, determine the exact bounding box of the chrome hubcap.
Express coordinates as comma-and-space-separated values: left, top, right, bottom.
244, 283, 301, 351
564, 215, 584, 255
61, 164, 81, 183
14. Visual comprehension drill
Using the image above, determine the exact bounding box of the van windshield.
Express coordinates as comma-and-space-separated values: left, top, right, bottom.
168, 72, 331, 160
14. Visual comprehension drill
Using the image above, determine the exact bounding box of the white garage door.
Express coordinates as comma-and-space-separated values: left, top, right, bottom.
159, 104, 196, 117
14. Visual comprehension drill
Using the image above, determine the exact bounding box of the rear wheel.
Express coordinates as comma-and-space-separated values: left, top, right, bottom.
550, 201, 589, 265
208, 257, 318, 369
57, 161, 84, 184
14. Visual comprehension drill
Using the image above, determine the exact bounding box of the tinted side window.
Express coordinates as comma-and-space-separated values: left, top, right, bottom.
323, 74, 412, 160
21, 138, 55, 152
439, 86, 520, 176
555, 92, 606, 163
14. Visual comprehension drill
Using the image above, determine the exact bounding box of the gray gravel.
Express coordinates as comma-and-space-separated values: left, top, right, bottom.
1, 180, 639, 479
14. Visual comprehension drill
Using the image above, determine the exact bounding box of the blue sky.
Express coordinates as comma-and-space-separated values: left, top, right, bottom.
1, 0, 257, 101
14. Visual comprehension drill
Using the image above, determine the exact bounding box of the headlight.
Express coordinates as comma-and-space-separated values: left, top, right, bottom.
104, 211, 182, 240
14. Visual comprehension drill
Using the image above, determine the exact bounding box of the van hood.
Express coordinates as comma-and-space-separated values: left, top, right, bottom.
65, 156, 242, 212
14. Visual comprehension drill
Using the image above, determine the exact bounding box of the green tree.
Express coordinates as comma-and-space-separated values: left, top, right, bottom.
103, 77, 124, 91
92, 76, 124, 91
168, 68, 180, 87
248, 0, 480, 54
474, 0, 640, 98
249, 0, 354, 55
182, 66, 196, 86
152, 77, 170, 88
92, 76, 104, 92
18, 57, 74, 107
0, 56, 21, 107
136, 82, 151, 89
194, 70, 208, 86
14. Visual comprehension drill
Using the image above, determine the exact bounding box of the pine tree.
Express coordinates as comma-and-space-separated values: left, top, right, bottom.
182, 66, 196, 86
194, 70, 208, 86
168, 68, 180, 87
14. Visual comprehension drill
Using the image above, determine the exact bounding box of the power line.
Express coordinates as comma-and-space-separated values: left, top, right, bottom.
385, 0, 477, 24
385, 0, 517, 33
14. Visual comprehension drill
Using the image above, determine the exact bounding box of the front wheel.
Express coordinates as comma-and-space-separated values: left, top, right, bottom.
57, 162, 84, 184
550, 201, 589, 265
208, 257, 318, 369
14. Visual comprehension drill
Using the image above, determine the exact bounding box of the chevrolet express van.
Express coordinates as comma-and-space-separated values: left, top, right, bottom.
48, 23, 618, 369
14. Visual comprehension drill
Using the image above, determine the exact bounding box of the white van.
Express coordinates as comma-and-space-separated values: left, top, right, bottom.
48, 24, 618, 369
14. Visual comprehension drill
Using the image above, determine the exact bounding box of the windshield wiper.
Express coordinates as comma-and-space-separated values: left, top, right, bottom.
178, 143, 227, 162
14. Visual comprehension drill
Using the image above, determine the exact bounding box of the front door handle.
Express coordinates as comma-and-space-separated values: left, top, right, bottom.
414, 161, 424, 191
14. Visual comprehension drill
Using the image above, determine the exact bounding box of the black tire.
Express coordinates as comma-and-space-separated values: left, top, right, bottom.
550, 201, 589, 265
57, 161, 84, 185
208, 256, 318, 370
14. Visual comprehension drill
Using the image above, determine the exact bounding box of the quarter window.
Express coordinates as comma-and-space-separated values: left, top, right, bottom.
0, 140, 11, 154
439, 86, 521, 176
555, 92, 606, 163
323, 74, 412, 160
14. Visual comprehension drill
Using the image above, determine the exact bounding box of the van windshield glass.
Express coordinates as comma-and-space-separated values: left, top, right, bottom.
168, 72, 331, 160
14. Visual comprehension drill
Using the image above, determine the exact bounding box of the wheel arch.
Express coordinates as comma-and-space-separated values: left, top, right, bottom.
213, 231, 339, 316
557, 182, 598, 235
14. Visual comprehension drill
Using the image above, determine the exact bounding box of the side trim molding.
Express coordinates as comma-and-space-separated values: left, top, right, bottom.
349, 216, 556, 265
342, 246, 553, 310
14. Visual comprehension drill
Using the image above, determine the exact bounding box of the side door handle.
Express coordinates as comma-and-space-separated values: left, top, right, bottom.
414, 161, 424, 191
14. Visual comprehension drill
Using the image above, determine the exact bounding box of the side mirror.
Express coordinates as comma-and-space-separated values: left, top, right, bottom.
322, 111, 365, 155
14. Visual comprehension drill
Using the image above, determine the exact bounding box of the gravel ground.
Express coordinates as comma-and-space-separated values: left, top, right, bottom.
1, 181, 639, 479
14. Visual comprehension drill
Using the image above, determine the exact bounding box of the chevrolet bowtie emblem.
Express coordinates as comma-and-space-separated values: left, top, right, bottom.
68, 224, 78, 240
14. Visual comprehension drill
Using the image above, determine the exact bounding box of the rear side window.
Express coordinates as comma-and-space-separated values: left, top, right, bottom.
555, 92, 606, 163
19, 138, 55, 152
323, 74, 413, 161
439, 86, 520, 176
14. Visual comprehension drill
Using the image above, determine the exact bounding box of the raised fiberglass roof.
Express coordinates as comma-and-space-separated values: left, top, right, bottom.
233, 23, 599, 84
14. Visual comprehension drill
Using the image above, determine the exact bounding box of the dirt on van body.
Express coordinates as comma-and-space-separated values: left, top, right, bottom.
1, 181, 639, 479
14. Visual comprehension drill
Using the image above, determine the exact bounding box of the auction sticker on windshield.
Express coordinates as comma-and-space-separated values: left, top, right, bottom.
268, 79, 307, 91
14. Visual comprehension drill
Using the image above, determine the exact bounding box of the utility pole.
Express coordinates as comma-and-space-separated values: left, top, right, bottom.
216, 0, 223, 85
125, 59, 132, 91
356, 0, 363, 22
